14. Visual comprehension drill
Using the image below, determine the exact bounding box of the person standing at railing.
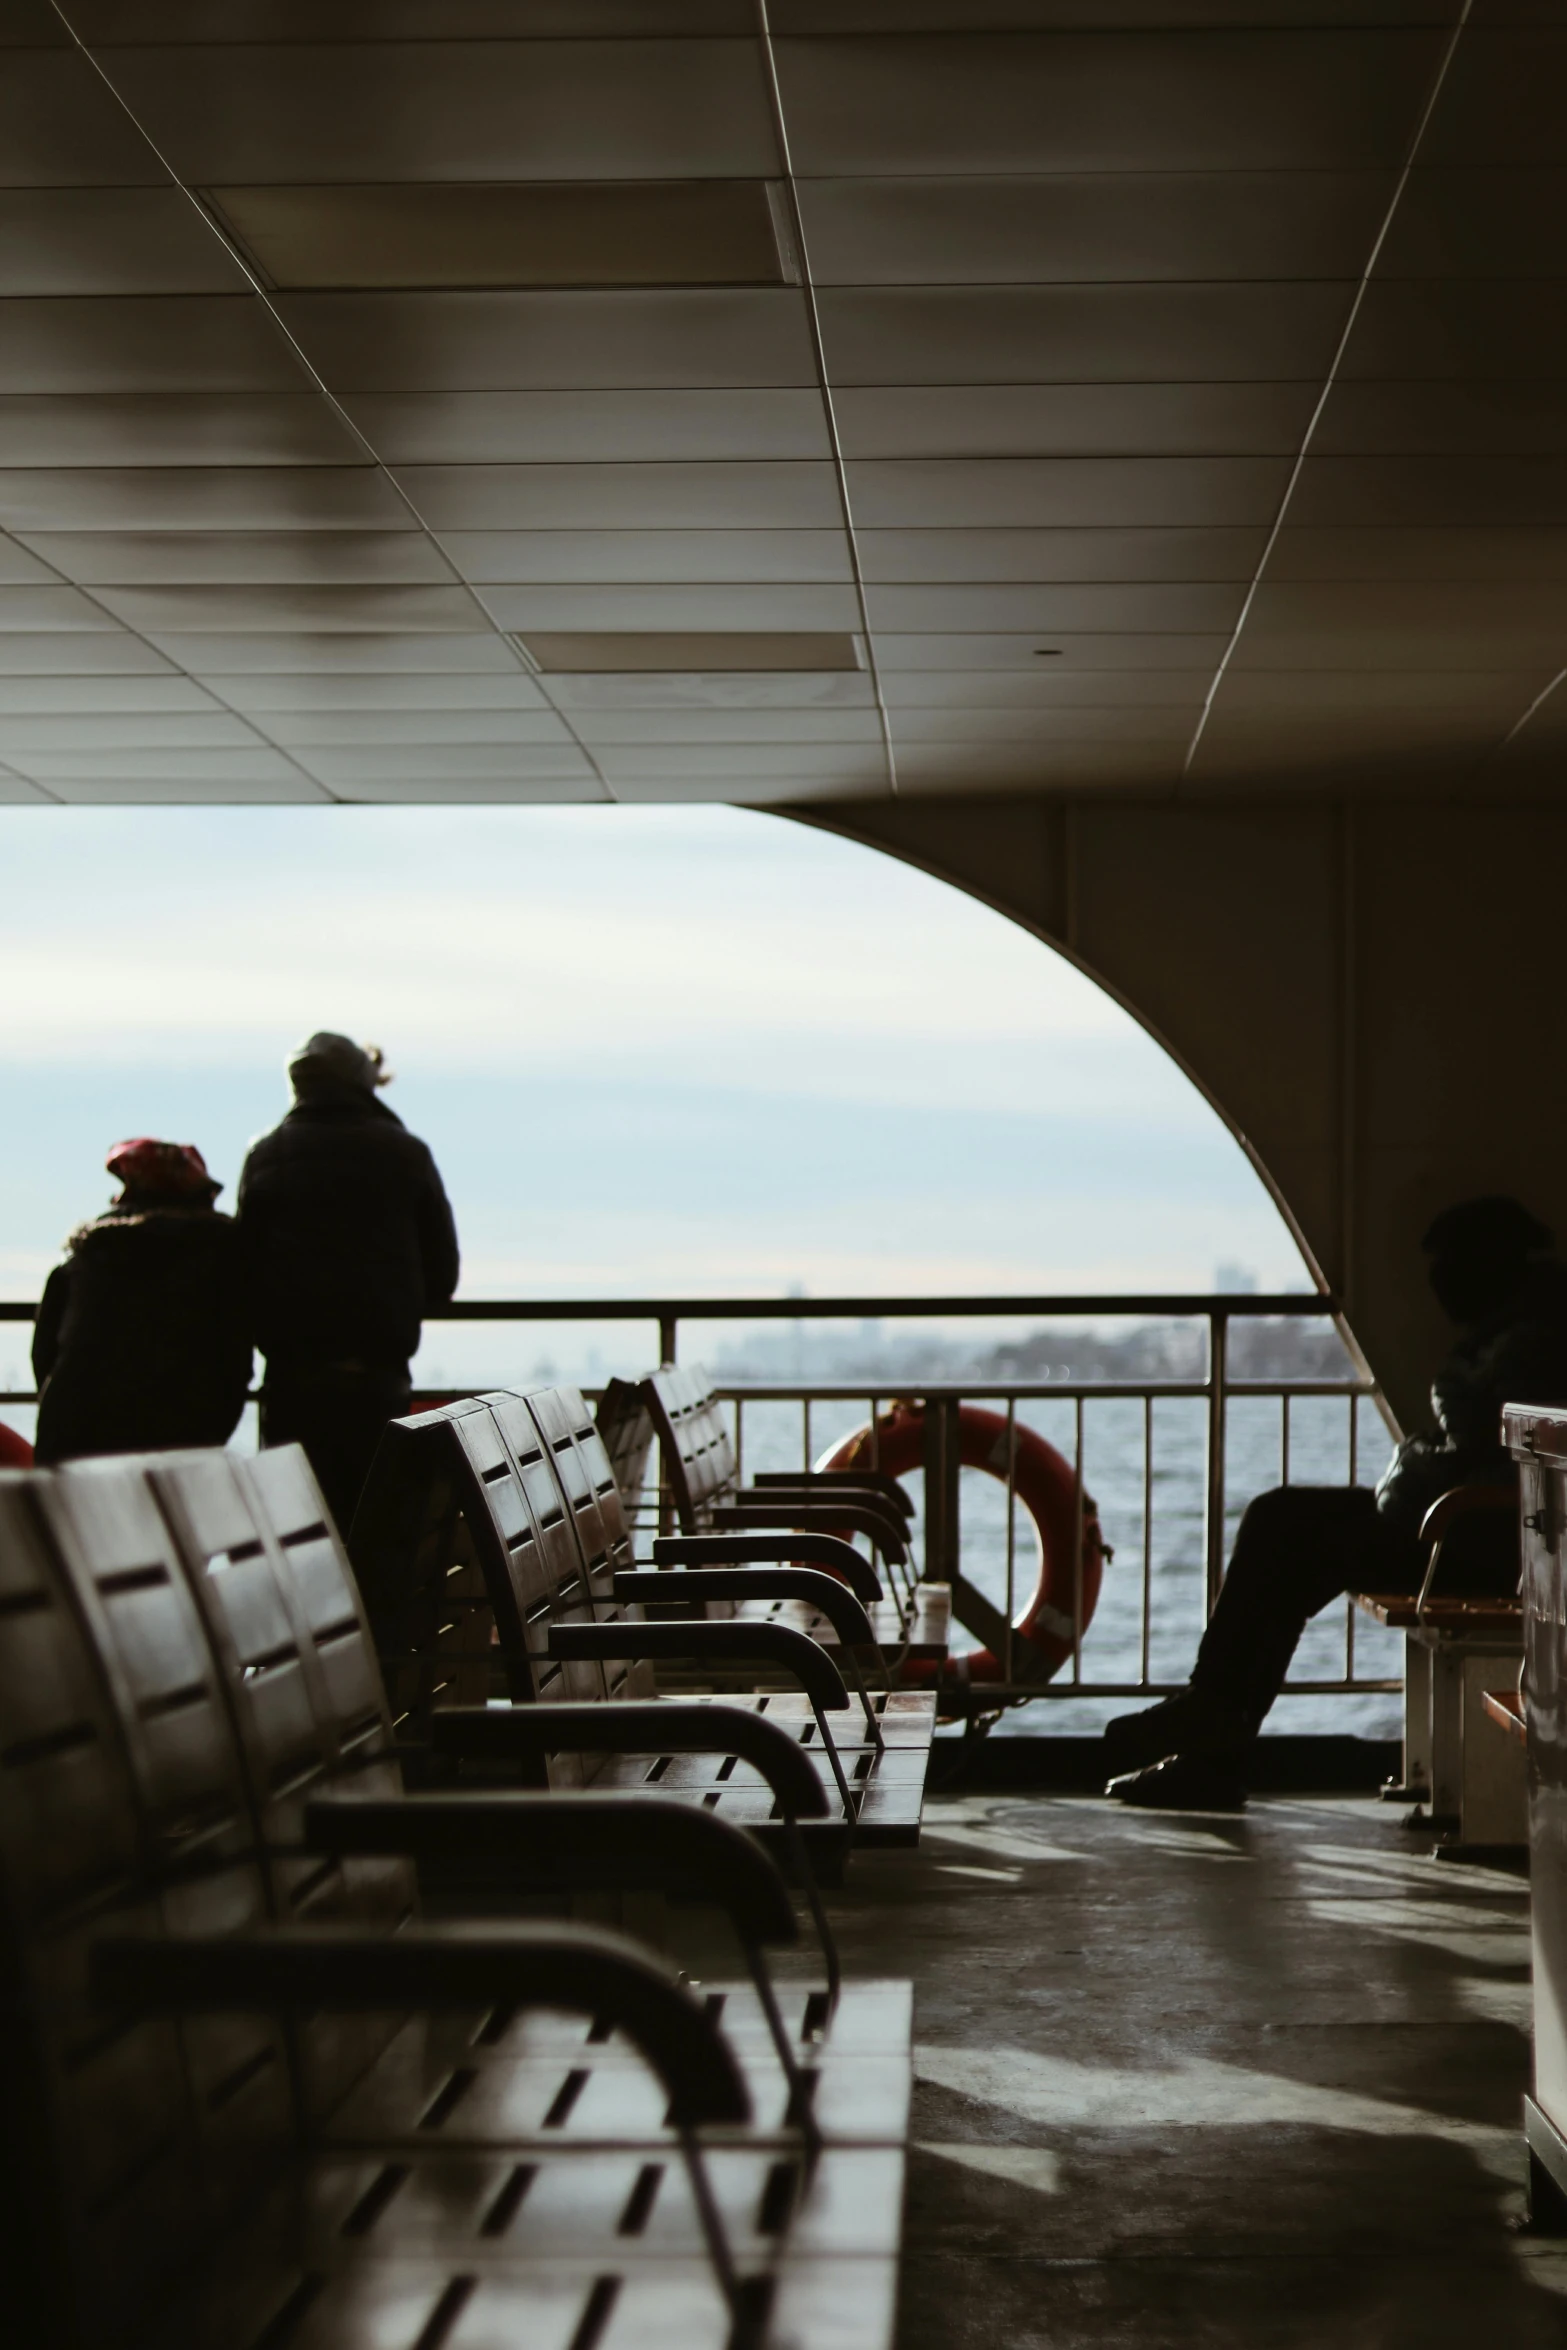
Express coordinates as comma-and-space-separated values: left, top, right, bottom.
237, 1032, 459, 1535
32, 1138, 251, 1464
1104, 1196, 1567, 1810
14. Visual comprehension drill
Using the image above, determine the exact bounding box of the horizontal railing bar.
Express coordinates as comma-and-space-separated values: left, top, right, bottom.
929, 1680, 1402, 1700
0, 1289, 1338, 1326
702, 1381, 1372, 1403
0, 1377, 1377, 1410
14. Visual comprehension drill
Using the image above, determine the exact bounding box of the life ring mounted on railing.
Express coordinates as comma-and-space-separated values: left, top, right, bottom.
817, 1401, 1106, 1686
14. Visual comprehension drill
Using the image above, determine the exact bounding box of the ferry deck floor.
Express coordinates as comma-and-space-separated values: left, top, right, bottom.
819, 1786, 1567, 2347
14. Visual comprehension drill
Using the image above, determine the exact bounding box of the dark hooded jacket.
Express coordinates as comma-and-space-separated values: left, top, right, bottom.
236, 1084, 459, 1371
1375, 1257, 1567, 1541
32, 1201, 252, 1464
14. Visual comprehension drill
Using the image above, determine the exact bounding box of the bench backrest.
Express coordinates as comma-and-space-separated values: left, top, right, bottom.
147, 1444, 416, 2119
0, 1467, 293, 2347
496, 1382, 636, 1585
594, 1373, 659, 1524
351, 1393, 653, 1781
641, 1363, 738, 1527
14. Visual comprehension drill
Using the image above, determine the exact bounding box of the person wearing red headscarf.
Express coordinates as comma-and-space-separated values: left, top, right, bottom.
32, 1138, 252, 1464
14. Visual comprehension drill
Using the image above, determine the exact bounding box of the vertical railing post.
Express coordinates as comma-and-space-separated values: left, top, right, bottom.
922, 1393, 960, 1586
658, 1311, 678, 1537
1140, 1392, 1153, 1686
1003, 1399, 1017, 1686
1072, 1393, 1085, 1684
1205, 1310, 1229, 1619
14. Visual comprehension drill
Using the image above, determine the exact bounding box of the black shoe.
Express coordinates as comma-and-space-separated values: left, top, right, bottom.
1103, 1691, 1245, 1775
1106, 1753, 1248, 1812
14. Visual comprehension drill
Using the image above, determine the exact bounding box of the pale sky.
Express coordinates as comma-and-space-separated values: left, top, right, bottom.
0, 802, 1309, 1383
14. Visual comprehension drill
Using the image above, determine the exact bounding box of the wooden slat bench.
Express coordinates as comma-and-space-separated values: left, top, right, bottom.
350, 1390, 933, 1864
0, 1456, 906, 2350
632, 1363, 952, 1667
145, 1442, 910, 2149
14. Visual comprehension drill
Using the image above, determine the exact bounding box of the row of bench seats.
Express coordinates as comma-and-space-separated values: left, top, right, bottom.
348, 1384, 940, 1869
0, 1438, 911, 2350
602, 1365, 953, 1667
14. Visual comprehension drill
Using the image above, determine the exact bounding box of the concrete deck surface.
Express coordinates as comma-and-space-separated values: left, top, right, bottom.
830, 1790, 1567, 2349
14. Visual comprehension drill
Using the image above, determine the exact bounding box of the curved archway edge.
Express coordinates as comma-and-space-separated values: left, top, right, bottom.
784, 791, 1567, 1435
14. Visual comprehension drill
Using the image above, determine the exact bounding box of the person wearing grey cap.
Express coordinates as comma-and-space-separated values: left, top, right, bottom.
236, 1033, 459, 1533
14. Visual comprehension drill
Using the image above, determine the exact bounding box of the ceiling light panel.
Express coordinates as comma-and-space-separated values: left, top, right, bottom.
0, 297, 312, 395
211, 182, 792, 290
394, 462, 844, 530
441, 531, 853, 585
774, 33, 1444, 174
857, 528, 1265, 584
817, 285, 1350, 385
92, 583, 482, 632
274, 289, 814, 392
0, 394, 360, 468
845, 458, 1290, 528
0, 633, 172, 675
517, 631, 863, 672
1, 48, 164, 185
0, 468, 410, 532
797, 172, 1392, 286
341, 390, 831, 464
0, 190, 250, 296
141, 632, 521, 673
832, 385, 1315, 460
68, 6, 756, 33
97, 42, 778, 182
18, 530, 449, 585
487, 587, 859, 632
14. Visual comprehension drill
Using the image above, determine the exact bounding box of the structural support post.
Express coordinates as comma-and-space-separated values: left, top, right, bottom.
1205, 1311, 1229, 1618
922, 1395, 961, 1586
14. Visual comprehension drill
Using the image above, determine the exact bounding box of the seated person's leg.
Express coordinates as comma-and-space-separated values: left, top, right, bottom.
1104, 1484, 1412, 1801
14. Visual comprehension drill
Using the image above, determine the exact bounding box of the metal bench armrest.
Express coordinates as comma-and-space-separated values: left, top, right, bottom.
709, 1502, 909, 1566
752, 1468, 914, 1518
303, 1790, 796, 1947
653, 1532, 882, 1605
615, 1566, 876, 1650
90, 1921, 749, 2126
426, 1699, 829, 1818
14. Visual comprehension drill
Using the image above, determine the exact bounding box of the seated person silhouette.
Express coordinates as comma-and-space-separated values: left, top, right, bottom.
32, 1138, 251, 1465
1104, 1196, 1567, 1811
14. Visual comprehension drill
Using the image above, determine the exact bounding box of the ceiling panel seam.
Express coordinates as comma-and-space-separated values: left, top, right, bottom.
0, 514, 343, 803
754, 0, 896, 799
46, 0, 619, 808
1493, 662, 1567, 756
0, 751, 62, 805
1178, 0, 1475, 786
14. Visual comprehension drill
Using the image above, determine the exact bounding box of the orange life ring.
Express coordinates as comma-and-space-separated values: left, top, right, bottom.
818, 1402, 1105, 1686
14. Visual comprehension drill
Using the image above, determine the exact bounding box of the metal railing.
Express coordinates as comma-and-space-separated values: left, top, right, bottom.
0, 1289, 1400, 1711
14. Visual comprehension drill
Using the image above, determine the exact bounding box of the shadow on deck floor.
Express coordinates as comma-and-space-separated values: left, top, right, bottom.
829, 1792, 1567, 2349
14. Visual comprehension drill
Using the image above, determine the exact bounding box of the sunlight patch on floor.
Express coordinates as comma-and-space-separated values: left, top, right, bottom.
914, 2042, 1519, 2167
917, 2141, 1063, 2196
933, 1862, 1024, 1884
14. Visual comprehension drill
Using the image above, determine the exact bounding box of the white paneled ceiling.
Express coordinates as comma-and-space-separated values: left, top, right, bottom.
0, 2, 1563, 803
